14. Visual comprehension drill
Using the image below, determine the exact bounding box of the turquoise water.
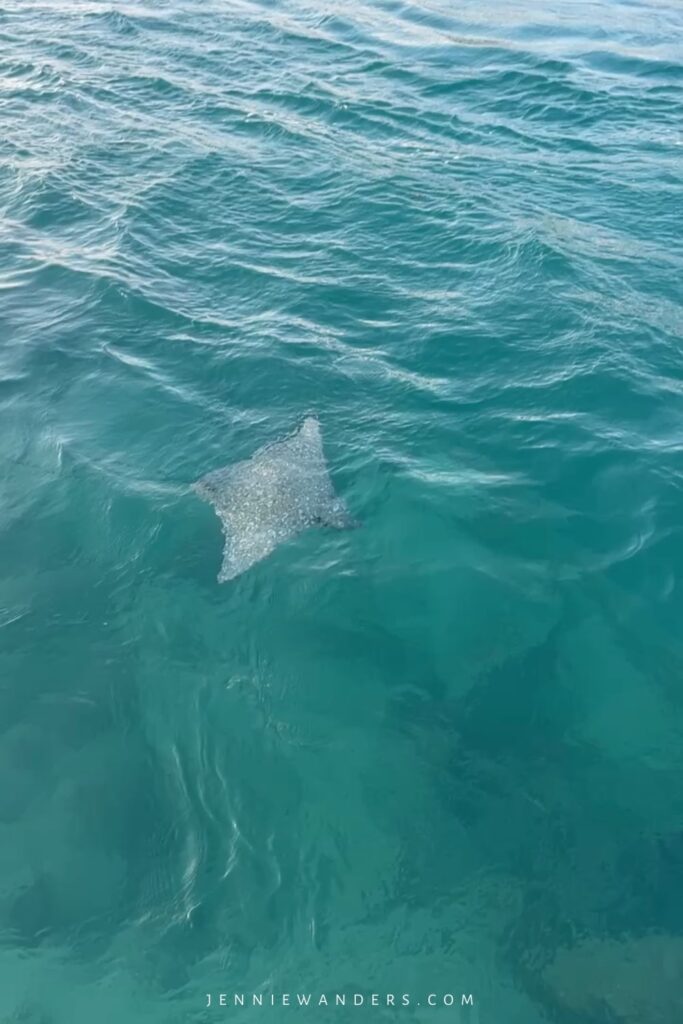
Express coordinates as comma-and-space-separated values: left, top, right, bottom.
1, 0, 683, 1021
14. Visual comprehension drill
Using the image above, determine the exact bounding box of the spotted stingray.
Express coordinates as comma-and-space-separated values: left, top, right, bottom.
194, 417, 355, 581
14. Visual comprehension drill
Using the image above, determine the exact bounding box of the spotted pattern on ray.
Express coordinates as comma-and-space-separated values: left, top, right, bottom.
194, 417, 354, 582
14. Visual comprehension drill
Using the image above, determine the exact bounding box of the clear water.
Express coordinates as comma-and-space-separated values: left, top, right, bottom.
1, 1, 682, 1022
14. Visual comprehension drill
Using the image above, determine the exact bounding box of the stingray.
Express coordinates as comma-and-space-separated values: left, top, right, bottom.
193, 416, 355, 581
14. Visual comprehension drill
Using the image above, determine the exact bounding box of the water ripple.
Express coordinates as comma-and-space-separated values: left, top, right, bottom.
1, 0, 683, 1020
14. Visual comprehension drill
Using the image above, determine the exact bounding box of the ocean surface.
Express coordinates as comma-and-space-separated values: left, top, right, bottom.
1, 1, 682, 1021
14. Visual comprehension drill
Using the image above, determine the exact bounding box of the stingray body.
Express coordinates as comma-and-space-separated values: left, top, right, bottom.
194, 417, 354, 581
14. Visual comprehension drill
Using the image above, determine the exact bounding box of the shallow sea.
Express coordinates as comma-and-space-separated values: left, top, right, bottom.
1, 1, 683, 1021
